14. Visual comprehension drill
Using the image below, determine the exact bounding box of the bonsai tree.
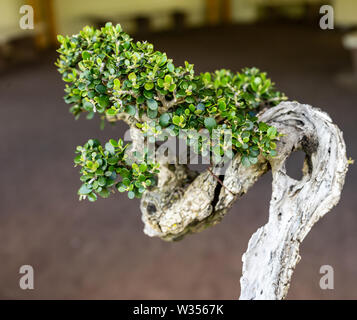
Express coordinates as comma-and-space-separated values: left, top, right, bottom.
56, 23, 349, 299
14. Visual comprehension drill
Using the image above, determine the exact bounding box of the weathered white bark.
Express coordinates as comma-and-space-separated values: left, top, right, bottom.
139, 101, 348, 299
239, 102, 348, 300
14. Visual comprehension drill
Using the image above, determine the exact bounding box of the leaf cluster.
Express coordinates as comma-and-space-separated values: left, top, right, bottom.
56, 23, 287, 201
74, 138, 158, 201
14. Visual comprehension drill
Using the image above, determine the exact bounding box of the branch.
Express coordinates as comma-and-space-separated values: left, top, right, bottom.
239, 102, 348, 299
139, 101, 348, 299
156, 90, 185, 113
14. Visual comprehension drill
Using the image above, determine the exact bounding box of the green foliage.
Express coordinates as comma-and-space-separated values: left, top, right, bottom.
74, 138, 159, 201
56, 23, 287, 201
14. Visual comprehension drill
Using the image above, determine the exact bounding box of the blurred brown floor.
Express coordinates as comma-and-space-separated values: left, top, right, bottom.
0, 23, 356, 299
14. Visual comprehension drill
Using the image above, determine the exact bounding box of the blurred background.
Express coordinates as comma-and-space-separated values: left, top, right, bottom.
0, 0, 356, 299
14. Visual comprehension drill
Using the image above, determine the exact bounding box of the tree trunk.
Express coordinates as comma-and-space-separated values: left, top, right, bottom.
139, 101, 349, 299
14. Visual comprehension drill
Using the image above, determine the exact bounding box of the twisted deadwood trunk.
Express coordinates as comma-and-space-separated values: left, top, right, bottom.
139, 101, 348, 300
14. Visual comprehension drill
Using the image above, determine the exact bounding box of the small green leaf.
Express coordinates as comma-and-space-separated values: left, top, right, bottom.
83, 100, 94, 112
74, 155, 81, 164
172, 115, 181, 126
270, 142, 277, 149
267, 127, 277, 139
139, 163, 147, 172
128, 72, 136, 81
107, 157, 119, 165
254, 77, 262, 85
82, 51, 91, 60
78, 184, 91, 195
167, 62, 174, 72
109, 139, 118, 147
95, 84, 106, 94
117, 185, 126, 192
159, 113, 170, 127
106, 108, 117, 116
203, 72, 211, 83
105, 171, 113, 177
143, 90, 154, 99
164, 74, 172, 84
57, 35, 64, 43
218, 100, 226, 111
185, 96, 195, 104
97, 95, 109, 108
122, 178, 131, 186
196, 103, 205, 113
144, 82, 154, 90
147, 108, 157, 119
157, 78, 164, 88
125, 105, 136, 116
87, 192, 97, 202
113, 78, 121, 90
259, 122, 269, 132
98, 188, 110, 198
128, 191, 135, 199
98, 177, 106, 187
105, 142, 115, 154
204, 117, 216, 130
241, 156, 251, 167
147, 99, 158, 110
168, 83, 176, 92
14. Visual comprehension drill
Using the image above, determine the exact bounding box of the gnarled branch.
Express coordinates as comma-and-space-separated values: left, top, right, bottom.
140, 101, 348, 299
